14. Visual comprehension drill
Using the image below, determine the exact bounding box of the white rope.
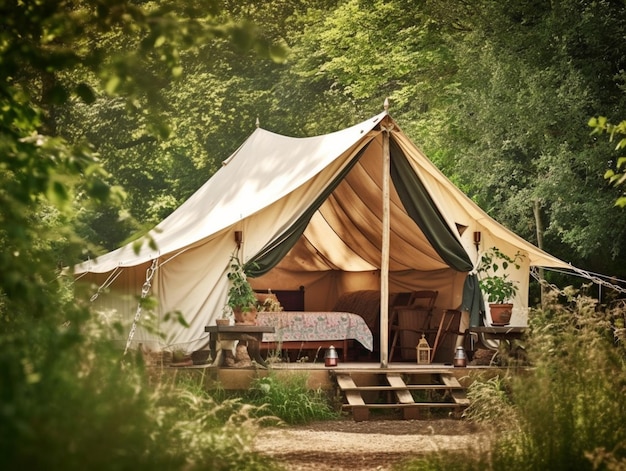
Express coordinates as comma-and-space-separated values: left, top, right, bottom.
89, 267, 123, 302
124, 259, 159, 355
530, 266, 626, 296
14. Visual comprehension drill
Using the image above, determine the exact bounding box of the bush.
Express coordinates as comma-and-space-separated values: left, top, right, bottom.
0, 300, 283, 471
398, 289, 626, 471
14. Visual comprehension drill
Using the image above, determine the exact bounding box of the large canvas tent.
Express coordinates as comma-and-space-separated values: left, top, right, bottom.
75, 111, 571, 360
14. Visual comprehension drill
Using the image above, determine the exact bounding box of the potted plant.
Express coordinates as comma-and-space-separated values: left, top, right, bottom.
477, 247, 525, 325
226, 254, 258, 325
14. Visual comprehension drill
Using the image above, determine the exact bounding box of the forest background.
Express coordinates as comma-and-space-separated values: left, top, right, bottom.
3, 0, 626, 312
2, 1, 626, 469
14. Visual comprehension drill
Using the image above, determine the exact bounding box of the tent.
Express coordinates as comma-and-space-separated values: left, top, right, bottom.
74, 110, 571, 360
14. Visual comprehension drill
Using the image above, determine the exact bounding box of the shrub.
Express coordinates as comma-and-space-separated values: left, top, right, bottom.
0, 301, 283, 471
398, 289, 626, 471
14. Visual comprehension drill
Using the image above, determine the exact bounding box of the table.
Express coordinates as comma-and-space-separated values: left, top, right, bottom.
468, 326, 527, 364
204, 325, 275, 367
468, 325, 526, 342
256, 311, 374, 351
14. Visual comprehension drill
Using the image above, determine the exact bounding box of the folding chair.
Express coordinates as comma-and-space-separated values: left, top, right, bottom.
389, 290, 438, 361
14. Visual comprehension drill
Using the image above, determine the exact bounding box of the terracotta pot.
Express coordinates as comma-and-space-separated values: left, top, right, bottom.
233, 306, 257, 325
216, 318, 230, 326
489, 303, 513, 326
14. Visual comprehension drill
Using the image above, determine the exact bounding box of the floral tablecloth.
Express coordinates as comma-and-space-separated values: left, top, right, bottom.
256, 311, 373, 351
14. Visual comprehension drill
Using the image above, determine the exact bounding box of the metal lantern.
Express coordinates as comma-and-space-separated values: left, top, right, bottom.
416, 334, 431, 364
453, 346, 467, 367
324, 345, 338, 367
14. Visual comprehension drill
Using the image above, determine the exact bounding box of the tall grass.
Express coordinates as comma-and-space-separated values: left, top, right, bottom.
0, 298, 284, 471
243, 371, 341, 424
397, 290, 626, 471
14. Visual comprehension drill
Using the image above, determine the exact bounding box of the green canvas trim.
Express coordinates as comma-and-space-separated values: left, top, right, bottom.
246, 145, 369, 277
247, 133, 473, 277
462, 274, 485, 327
389, 138, 473, 272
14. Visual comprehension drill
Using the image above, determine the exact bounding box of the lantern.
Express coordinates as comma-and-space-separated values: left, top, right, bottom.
416, 334, 431, 364
453, 346, 467, 367
324, 345, 338, 367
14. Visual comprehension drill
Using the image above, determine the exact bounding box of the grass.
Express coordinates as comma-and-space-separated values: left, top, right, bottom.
242, 371, 341, 424
396, 289, 626, 471
0, 302, 285, 471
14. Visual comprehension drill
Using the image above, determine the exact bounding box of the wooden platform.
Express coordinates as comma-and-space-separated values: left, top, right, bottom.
164, 361, 511, 421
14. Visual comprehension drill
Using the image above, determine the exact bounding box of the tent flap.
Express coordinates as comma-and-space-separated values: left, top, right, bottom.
247, 141, 372, 276
390, 138, 473, 272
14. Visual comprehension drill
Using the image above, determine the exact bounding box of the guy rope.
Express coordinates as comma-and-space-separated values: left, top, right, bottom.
124, 259, 159, 355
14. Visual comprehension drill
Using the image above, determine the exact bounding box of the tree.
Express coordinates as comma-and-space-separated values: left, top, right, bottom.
0, 1, 286, 468
442, 0, 626, 277
55, 1, 290, 250
589, 115, 626, 208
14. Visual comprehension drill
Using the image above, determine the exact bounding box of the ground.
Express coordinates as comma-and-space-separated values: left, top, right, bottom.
254, 418, 491, 471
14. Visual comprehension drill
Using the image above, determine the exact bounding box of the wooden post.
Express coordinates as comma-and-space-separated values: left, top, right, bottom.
380, 118, 391, 368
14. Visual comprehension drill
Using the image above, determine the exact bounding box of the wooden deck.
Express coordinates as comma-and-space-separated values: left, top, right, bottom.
166, 361, 513, 421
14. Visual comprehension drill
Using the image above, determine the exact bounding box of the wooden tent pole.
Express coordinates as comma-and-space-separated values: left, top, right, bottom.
380, 112, 391, 368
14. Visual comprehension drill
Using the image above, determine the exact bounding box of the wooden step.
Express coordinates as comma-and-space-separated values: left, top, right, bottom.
342, 402, 467, 410
336, 374, 369, 421
335, 371, 469, 421
386, 373, 419, 419
440, 372, 470, 406
336, 384, 457, 391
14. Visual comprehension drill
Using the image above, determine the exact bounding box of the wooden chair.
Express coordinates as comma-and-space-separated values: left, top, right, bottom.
389, 290, 438, 361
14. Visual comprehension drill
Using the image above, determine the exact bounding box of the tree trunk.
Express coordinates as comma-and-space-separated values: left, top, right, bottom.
533, 200, 545, 307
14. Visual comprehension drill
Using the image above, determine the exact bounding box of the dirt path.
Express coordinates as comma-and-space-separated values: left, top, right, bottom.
254, 418, 491, 471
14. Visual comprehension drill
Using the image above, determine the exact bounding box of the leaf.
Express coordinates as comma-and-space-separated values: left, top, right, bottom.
172, 65, 183, 77
47, 180, 69, 206
105, 75, 121, 95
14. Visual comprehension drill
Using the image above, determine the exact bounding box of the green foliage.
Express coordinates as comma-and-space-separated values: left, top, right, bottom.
0, 2, 289, 470
503, 291, 626, 470
439, 0, 626, 273
244, 372, 340, 424
477, 247, 524, 304
398, 451, 492, 471
400, 290, 626, 471
463, 374, 517, 427
0, 305, 282, 471
589, 116, 626, 208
